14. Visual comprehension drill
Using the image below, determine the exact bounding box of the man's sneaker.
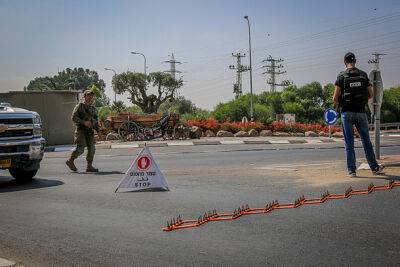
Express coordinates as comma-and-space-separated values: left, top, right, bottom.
348, 171, 357, 178
372, 165, 385, 175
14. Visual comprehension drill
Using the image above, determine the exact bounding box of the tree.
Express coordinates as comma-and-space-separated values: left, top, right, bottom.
158, 96, 198, 114
26, 67, 109, 107
111, 101, 126, 113
280, 82, 330, 123
213, 94, 265, 122
259, 91, 284, 115
381, 86, 400, 123
25, 77, 57, 91
112, 71, 183, 114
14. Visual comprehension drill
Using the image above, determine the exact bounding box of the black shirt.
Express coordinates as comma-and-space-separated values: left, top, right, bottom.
335, 67, 370, 113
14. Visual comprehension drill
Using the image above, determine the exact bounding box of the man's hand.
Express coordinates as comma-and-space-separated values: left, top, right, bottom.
83, 120, 92, 128
333, 85, 341, 105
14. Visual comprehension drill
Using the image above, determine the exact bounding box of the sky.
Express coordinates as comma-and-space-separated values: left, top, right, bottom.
0, 0, 399, 110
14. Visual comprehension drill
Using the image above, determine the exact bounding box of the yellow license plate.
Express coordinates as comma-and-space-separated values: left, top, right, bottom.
0, 159, 11, 168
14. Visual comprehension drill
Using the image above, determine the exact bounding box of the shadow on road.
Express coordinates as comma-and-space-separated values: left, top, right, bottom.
73, 171, 125, 175
353, 174, 400, 181
0, 177, 64, 193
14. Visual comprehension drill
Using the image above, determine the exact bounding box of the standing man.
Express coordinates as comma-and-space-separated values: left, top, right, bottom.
333, 52, 384, 177
66, 89, 99, 172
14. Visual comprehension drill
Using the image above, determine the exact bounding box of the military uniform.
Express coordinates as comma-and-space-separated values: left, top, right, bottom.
66, 89, 99, 172
70, 102, 99, 162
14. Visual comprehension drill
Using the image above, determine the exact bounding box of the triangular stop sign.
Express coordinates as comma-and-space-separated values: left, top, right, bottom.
115, 146, 169, 192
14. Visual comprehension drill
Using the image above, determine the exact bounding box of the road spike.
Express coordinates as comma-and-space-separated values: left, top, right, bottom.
368, 183, 375, 191
346, 186, 352, 192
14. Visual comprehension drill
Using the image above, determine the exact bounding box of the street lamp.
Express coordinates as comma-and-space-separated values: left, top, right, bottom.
130, 51, 147, 75
104, 68, 117, 103
244, 15, 254, 122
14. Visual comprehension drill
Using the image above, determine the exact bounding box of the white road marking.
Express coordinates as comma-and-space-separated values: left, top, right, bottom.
269, 140, 290, 144
111, 144, 139, 149
167, 142, 194, 146
54, 146, 75, 152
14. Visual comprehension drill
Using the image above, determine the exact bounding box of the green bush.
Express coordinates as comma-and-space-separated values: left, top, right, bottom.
181, 110, 212, 121
213, 94, 255, 122
97, 106, 113, 121
125, 105, 143, 114
253, 103, 274, 124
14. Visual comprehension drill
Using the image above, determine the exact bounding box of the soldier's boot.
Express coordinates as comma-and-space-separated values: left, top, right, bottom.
86, 161, 99, 172
66, 158, 78, 172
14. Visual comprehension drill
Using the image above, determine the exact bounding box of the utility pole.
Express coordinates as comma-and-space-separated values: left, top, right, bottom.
368, 53, 386, 159
229, 53, 250, 99
262, 55, 290, 92
163, 53, 182, 80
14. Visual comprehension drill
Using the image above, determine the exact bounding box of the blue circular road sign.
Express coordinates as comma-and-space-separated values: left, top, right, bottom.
324, 108, 338, 125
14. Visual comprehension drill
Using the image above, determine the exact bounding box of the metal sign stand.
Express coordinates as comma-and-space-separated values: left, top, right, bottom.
374, 103, 381, 159
369, 69, 383, 160
368, 53, 385, 160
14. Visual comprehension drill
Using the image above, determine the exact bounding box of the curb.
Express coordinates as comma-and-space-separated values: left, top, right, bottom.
0, 258, 16, 267
44, 138, 347, 152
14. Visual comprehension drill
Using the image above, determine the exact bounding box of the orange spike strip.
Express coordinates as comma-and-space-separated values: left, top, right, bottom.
163, 181, 399, 232
344, 186, 353, 198
275, 203, 296, 209
374, 185, 390, 190
350, 189, 369, 195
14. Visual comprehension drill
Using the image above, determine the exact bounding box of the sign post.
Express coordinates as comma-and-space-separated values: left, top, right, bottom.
369, 70, 384, 159
324, 108, 338, 138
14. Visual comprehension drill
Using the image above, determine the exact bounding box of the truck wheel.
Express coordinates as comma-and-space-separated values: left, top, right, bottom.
9, 168, 38, 182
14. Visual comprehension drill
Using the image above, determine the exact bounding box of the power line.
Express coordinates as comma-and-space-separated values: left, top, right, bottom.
255, 12, 400, 52
283, 30, 400, 64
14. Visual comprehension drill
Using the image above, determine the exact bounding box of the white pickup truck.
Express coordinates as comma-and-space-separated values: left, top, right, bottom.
0, 103, 45, 181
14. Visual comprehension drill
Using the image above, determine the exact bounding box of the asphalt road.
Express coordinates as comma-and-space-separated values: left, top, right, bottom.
0, 138, 400, 266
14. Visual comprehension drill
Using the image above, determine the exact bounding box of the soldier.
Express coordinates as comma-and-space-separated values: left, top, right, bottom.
66, 89, 99, 172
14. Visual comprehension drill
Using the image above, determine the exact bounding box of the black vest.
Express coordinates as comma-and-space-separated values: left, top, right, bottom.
339, 68, 369, 111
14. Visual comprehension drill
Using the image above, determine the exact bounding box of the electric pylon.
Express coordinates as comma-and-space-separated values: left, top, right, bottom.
229, 53, 250, 98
